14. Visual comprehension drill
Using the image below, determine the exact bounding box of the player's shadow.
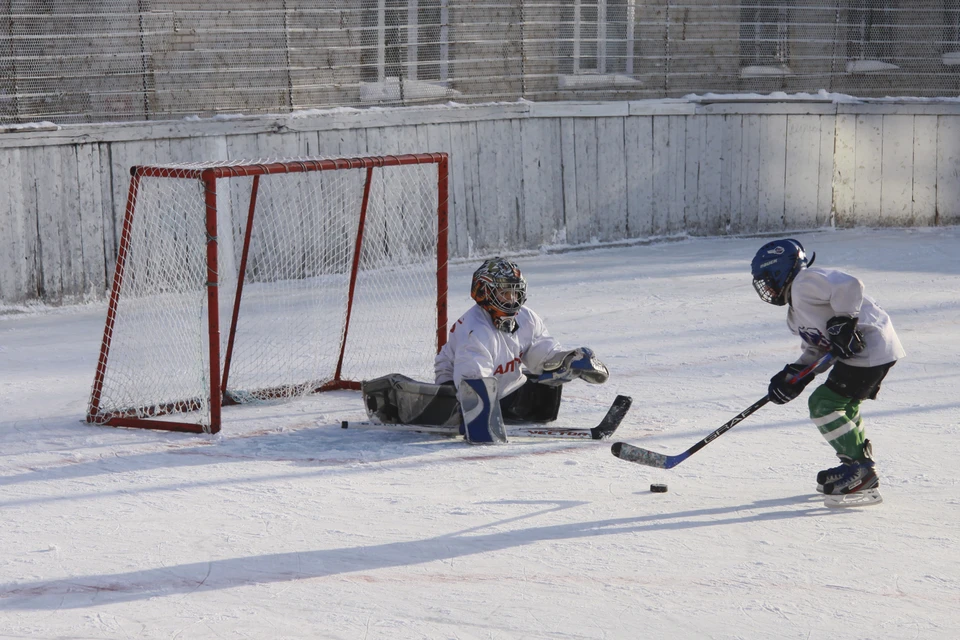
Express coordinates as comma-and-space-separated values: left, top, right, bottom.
0, 494, 840, 611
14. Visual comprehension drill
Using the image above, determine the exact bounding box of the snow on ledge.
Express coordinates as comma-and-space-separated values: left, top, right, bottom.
5, 91, 960, 137
558, 73, 643, 89
359, 78, 462, 103
685, 90, 857, 104
739, 65, 794, 78
846, 59, 900, 73
943, 52, 960, 66
0, 121, 60, 134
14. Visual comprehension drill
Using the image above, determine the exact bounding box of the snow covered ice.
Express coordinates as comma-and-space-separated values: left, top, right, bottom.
1, 228, 958, 639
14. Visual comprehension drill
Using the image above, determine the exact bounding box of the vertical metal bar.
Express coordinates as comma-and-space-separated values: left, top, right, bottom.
664, 1, 671, 88
574, 0, 582, 74
440, 0, 449, 82
598, 0, 608, 74
334, 166, 375, 383
519, 0, 526, 94
408, 0, 419, 81
777, 4, 790, 64
283, 0, 294, 110
203, 170, 223, 434
221, 174, 260, 397
137, 1, 149, 120
88, 169, 142, 421
626, 0, 636, 76
377, 0, 387, 83
436, 154, 449, 350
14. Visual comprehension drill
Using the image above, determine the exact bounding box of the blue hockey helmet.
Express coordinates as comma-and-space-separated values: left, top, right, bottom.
750, 239, 813, 306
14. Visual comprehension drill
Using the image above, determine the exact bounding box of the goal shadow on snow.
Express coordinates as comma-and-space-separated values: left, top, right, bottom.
0, 493, 845, 610
0, 418, 597, 508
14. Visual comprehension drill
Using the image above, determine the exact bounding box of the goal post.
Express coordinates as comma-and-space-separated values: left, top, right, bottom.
88, 153, 449, 434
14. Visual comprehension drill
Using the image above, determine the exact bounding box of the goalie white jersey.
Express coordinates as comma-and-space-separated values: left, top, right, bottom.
434, 304, 568, 398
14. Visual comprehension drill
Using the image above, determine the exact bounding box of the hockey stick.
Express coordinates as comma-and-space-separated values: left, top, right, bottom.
611, 353, 833, 469
342, 394, 632, 441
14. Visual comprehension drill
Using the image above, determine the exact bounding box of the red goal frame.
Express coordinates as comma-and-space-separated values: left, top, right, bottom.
88, 153, 449, 434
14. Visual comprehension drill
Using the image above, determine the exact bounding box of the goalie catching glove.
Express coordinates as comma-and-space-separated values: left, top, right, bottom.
537, 347, 609, 387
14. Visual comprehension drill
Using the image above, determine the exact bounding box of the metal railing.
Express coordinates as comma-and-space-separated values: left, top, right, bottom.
2, 1, 959, 125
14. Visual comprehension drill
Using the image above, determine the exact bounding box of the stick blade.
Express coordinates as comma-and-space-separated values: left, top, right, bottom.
610, 441, 683, 469
590, 395, 632, 439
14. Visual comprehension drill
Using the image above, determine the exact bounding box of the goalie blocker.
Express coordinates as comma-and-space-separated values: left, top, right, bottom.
362, 373, 564, 444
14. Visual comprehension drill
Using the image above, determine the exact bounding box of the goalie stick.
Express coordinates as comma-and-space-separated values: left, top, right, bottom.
611, 353, 832, 469
342, 394, 632, 441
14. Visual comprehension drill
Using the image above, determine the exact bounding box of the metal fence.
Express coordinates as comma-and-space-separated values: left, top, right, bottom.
2, 1, 959, 125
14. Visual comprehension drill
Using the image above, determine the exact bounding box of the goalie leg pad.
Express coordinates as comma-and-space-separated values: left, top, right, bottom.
458, 377, 507, 444
362, 374, 460, 427
537, 347, 610, 386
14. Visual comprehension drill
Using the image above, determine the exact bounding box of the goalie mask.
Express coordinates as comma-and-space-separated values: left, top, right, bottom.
751, 238, 815, 306
471, 257, 527, 333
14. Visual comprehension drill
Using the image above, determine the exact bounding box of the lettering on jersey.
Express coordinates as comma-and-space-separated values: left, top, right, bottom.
494, 356, 523, 376
799, 326, 831, 349
449, 318, 464, 334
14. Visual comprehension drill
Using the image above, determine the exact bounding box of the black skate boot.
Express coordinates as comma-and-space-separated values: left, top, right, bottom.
818, 440, 882, 507
817, 454, 857, 493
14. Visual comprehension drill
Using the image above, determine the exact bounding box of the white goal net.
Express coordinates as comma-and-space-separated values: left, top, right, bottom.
88, 154, 449, 434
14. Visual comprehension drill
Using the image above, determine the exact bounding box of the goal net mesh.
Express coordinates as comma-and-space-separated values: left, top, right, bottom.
89, 156, 445, 431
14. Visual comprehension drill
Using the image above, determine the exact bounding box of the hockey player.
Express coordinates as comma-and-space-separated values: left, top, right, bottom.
751, 238, 905, 505
362, 257, 609, 443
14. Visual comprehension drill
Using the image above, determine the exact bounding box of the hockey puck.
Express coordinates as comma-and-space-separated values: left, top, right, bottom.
650, 483, 668, 493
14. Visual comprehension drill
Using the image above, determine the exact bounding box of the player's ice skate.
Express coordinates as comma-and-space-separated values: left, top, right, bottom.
818, 455, 883, 508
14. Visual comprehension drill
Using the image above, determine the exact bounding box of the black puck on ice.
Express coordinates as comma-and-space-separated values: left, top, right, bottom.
650, 483, 668, 493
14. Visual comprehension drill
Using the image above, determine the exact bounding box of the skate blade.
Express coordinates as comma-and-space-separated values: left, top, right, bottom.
823, 488, 883, 508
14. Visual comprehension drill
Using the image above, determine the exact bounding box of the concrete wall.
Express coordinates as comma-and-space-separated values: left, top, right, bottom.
1, 99, 958, 305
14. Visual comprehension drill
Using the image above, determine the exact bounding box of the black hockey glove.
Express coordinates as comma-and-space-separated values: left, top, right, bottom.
768, 364, 815, 405
826, 315, 866, 360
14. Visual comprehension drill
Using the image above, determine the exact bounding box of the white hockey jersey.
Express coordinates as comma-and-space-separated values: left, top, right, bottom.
434, 304, 569, 398
786, 267, 905, 368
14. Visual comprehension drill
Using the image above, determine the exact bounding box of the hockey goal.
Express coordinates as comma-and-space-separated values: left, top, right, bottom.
88, 154, 449, 434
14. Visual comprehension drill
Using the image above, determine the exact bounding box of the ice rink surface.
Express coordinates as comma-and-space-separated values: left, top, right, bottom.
1, 227, 958, 639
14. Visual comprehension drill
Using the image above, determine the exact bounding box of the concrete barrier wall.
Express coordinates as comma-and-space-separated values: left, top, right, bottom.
1, 99, 958, 305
